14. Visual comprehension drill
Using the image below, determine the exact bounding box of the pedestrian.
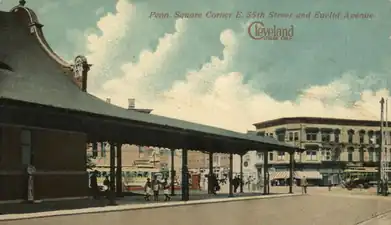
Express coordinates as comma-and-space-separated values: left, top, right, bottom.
212, 174, 219, 195
103, 175, 110, 198
90, 170, 99, 199
233, 176, 239, 193
301, 176, 308, 194
162, 178, 171, 201
144, 178, 152, 201
152, 176, 160, 201
328, 176, 333, 191
247, 176, 252, 192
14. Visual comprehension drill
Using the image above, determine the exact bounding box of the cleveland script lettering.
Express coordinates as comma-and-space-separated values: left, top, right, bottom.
248, 21, 294, 40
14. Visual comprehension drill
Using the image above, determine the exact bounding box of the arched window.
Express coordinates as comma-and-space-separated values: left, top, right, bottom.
368, 148, 375, 162
347, 147, 354, 162
347, 130, 355, 144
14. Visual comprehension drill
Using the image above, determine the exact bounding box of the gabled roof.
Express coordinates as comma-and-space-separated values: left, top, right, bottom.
0, 4, 299, 152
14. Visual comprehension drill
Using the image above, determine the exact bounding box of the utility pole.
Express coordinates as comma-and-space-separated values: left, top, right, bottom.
378, 97, 386, 195
385, 99, 389, 195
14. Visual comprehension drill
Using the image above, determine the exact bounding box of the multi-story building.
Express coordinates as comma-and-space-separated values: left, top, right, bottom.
187, 151, 230, 176
86, 144, 183, 171
252, 117, 391, 185
241, 150, 264, 181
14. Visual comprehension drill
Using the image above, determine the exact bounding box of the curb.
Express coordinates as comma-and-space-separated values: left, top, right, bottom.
0, 193, 302, 221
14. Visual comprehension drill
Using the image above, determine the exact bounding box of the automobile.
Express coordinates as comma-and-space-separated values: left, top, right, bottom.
344, 178, 371, 190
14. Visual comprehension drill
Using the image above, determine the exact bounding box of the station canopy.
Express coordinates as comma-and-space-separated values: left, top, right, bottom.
0, 2, 301, 155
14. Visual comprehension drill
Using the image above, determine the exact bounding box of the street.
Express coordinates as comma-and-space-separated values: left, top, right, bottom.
3, 187, 391, 225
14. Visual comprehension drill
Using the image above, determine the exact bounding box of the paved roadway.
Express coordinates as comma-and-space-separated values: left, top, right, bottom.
360, 211, 391, 225
3, 187, 391, 225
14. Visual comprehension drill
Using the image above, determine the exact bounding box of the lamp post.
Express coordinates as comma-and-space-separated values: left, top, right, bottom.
378, 97, 387, 196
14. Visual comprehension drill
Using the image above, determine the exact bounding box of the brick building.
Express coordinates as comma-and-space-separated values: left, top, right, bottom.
252, 117, 391, 185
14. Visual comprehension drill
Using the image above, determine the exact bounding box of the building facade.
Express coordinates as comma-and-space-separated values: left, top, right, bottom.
241, 151, 264, 181
86, 145, 183, 171
252, 117, 391, 185
187, 151, 230, 171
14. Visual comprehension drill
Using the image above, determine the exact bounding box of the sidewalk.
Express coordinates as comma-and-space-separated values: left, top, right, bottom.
0, 193, 302, 222
0, 188, 294, 215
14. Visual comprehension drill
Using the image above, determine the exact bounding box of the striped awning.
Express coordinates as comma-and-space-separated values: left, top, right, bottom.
269, 171, 291, 180
295, 171, 322, 180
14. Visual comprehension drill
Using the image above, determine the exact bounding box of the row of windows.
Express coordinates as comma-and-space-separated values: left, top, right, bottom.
268, 149, 389, 162
264, 130, 382, 144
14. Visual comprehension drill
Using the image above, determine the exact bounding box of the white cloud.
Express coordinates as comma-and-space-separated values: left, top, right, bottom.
100, 19, 187, 101
85, 8, 390, 134
85, 0, 134, 84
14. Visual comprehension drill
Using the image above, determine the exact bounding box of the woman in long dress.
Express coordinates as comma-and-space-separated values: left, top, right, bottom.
163, 178, 171, 201
144, 178, 152, 201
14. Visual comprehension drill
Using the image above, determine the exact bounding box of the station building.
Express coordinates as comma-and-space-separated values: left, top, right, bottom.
0, 1, 299, 202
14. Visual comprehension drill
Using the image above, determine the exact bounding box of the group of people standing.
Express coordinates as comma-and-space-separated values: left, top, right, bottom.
89, 170, 114, 199
144, 176, 171, 201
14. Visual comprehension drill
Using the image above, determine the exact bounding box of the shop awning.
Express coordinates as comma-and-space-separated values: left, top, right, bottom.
270, 171, 291, 180
295, 171, 322, 180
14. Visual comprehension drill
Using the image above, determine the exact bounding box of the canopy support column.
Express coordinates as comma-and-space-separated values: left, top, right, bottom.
108, 143, 116, 205
289, 151, 294, 194
240, 154, 244, 193
263, 150, 269, 195
229, 153, 234, 197
181, 149, 189, 201
170, 149, 176, 196
116, 143, 123, 197
208, 152, 213, 194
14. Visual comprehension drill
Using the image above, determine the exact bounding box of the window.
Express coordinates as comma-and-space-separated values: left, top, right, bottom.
277, 151, 285, 160
21, 130, 32, 165
368, 148, 375, 162
375, 148, 380, 162
294, 132, 299, 141
288, 132, 293, 141
347, 148, 354, 162
321, 148, 331, 161
269, 152, 274, 161
359, 147, 365, 162
306, 132, 317, 141
257, 131, 265, 137
376, 134, 381, 145
321, 133, 331, 142
348, 131, 354, 144
325, 151, 331, 161
306, 150, 317, 161
331, 147, 341, 161
359, 134, 364, 144
334, 133, 340, 143
276, 133, 285, 142
256, 152, 263, 160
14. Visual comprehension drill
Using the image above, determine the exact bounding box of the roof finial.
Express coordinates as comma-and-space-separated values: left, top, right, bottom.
19, 0, 26, 6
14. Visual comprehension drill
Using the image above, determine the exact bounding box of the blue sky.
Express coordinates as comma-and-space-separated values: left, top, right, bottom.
2, 0, 391, 131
